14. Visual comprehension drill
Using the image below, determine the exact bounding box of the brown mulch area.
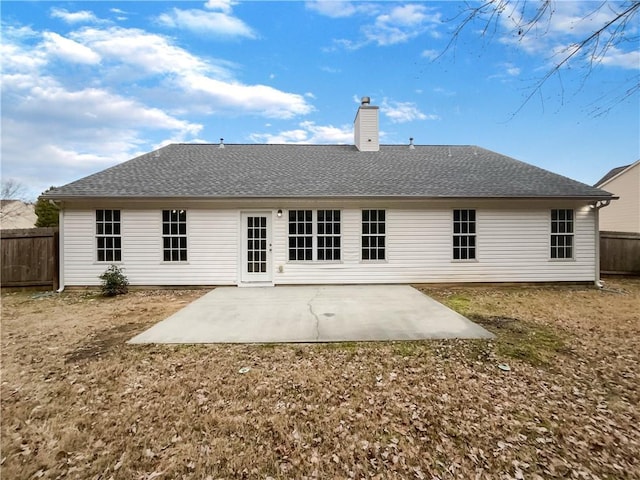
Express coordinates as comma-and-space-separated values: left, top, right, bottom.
1, 279, 639, 479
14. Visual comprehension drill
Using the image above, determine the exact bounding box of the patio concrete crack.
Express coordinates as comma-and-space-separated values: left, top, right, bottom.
307, 288, 321, 340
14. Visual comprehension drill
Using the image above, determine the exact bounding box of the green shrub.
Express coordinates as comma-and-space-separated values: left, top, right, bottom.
98, 265, 129, 297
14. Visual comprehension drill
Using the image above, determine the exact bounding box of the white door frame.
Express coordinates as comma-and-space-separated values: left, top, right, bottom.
239, 211, 273, 286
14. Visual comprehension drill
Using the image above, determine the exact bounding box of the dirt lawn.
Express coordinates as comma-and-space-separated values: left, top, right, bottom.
1, 279, 639, 479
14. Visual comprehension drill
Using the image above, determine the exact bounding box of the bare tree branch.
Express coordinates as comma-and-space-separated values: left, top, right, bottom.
440, 0, 640, 116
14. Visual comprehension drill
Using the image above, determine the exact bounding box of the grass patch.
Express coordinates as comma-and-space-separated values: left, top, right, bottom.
470, 314, 567, 367
445, 294, 472, 315
2, 281, 640, 479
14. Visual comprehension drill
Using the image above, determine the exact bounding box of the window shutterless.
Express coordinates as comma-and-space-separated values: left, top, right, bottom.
453, 209, 476, 260
162, 209, 187, 261
550, 209, 574, 259
361, 209, 385, 261
288, 210, 341, 261
96, 209, 121, 262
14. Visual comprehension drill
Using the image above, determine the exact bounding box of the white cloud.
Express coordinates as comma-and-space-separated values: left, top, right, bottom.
157, 6, 255, 38
250, 121, 353, 144
381, 99, 437, 123
68, 26, 312, 118
43, 32, 101, 64
1, 19, 313, 196
71, 27, 218, 77
1, 42, 46, 74
205, 0, 236, 14
2, 79, 203, 195
179, 75, 312, 118
305, 1, 359, 18
323, 3, 442, 49
421, 49, 439, 60
600, 46, 640, 69
498, 2, 638, 71
50, 8, 102, 24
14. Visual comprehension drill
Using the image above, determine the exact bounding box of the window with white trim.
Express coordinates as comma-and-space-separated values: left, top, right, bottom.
288, 210, 342, 261
317, 210, 341, 261
162, 209, 187, 261
362, 209, 385, 261
453, 209, 476, 260
288, 210, 313, 261
550, 209, 573, 259
96, 209, 121, 262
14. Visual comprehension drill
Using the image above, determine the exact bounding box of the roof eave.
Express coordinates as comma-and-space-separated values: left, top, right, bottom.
44, 193, 618, 203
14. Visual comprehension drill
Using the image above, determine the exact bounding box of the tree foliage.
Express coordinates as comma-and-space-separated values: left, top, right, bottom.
445, 0, 640, 115
34, 188, 60, 227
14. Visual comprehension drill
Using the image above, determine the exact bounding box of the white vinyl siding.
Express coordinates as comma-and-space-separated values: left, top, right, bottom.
61, 201, 597, 286
63, 209, 238, 286
273, 204, 597, 284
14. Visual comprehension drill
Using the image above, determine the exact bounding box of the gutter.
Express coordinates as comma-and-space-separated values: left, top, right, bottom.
592, 199, 613, 288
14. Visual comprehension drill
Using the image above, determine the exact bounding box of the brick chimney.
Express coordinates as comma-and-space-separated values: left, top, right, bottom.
354, 96, 379, 152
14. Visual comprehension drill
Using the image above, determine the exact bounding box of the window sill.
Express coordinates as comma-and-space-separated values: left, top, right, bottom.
94, 261, 123, 265
451, 259, 478, 263
548, 258, 576, 262
359, 260, 388, 264
160, 261, 190, 265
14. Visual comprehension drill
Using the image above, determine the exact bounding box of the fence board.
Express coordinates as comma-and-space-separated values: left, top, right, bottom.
1, 228, 59, 288
600, 231, 640, 275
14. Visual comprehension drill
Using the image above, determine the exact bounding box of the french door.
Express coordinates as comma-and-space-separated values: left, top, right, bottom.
240, 213, 272, 284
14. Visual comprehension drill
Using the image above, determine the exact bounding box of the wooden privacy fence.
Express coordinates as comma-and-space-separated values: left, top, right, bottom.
1, 228, 59, 289
600, 231, 640, 276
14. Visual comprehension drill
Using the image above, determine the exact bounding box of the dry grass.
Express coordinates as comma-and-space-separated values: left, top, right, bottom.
1, 278, 639, 479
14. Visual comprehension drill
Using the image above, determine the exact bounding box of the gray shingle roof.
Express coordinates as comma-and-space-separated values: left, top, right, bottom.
46, 144, 613, 200
594, 164, 631, 187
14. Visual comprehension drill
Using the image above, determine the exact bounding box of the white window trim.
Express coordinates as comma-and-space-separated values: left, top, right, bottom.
360, 209, 387, 263
95, 209, 123, 264
451, 208, 478, 263
160, 209, 189, 264
549, 208, 575, 262
287, 209, 343, 263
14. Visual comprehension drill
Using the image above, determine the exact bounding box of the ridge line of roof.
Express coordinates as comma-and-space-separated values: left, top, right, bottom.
167, 143, 477, 147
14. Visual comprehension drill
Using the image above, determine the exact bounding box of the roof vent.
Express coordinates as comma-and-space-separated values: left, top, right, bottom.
409, 137, 415, 150
219, 138, 224, 149
361, 96, 370, 106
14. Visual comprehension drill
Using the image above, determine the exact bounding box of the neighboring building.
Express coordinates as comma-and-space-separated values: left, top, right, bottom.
0, 200, 37, 230
594, 160, 640, 233
45, 98, 614, 288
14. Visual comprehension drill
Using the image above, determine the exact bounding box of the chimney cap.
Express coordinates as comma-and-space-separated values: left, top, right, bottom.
361, 96, 371, 105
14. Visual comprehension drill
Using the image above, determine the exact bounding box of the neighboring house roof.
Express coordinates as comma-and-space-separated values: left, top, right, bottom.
46, 144, 613, 200
594, 160, 639, 187
0, 200, 37, 230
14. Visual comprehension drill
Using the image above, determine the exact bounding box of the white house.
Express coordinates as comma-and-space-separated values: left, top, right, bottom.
45, 98, 615, 288
594, 160, 640, 234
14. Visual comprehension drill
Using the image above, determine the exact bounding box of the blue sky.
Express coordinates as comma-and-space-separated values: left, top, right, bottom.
2, 1, 639, 199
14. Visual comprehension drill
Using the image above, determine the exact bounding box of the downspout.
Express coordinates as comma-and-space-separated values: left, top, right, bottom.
51, 201, 65, 293
592, 200, 612, 289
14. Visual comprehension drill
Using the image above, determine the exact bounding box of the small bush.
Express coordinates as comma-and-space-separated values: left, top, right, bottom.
98, 265, 129, 297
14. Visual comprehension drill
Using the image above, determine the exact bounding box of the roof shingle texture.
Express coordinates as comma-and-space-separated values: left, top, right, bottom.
47, 144, 612, 199
594, 164, 630, 187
